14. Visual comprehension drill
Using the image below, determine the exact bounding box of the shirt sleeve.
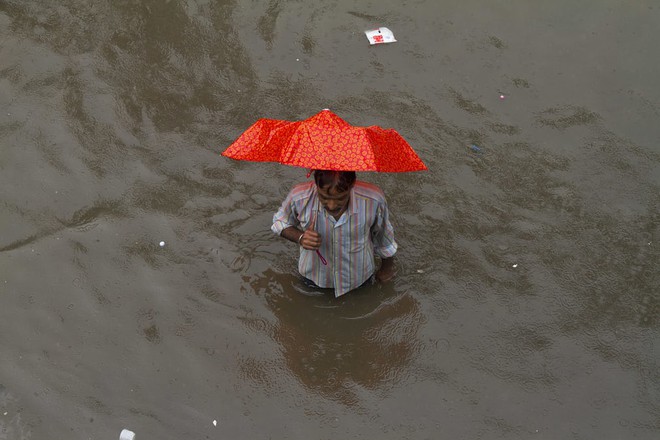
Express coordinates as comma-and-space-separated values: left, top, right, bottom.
371, 201, 397, 258
271, 189, 299, 236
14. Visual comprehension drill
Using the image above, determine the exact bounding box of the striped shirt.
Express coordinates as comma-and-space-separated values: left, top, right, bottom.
272, 181, 397, 297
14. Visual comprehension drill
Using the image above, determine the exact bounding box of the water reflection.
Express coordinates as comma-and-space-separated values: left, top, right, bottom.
245, 269, 423, 405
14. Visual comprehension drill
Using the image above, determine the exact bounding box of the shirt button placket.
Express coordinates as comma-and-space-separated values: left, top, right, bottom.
333, 226, 339, 287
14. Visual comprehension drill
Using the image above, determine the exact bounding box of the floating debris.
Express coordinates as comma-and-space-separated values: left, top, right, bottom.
365, 27, 397, 45
119, 429, 135, 440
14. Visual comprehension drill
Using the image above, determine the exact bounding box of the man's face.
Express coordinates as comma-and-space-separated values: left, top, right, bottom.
317, 184, 351, 218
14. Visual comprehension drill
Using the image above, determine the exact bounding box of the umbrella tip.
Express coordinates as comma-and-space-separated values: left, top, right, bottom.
322, 108, 330, 111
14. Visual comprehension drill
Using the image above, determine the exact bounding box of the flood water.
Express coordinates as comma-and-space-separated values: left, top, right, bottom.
1, 1, 659, 439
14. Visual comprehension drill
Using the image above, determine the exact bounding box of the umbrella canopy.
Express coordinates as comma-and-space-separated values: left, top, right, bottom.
221, 109, 427, 172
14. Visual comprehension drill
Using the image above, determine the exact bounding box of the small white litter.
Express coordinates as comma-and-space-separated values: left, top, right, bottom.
365, 27, 397, 45
119, 429, 135, 440
213, 420, 217, 426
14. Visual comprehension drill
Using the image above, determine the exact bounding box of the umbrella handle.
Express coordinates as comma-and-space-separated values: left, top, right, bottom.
309, 203, 328, 265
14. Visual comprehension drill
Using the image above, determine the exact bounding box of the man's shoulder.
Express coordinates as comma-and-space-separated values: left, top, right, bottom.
288, 181, 316, 200
352, 181, 386, 202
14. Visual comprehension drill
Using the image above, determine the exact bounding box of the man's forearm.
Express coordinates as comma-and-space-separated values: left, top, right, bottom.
380, 257, 394, 271
281, 226, 304, 244
375, 256, 395, 282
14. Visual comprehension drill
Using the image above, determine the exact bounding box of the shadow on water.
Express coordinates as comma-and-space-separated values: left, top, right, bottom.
238, 269, 424, 407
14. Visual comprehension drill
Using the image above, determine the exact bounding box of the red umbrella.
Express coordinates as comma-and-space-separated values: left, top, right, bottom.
221, 109, 427, 172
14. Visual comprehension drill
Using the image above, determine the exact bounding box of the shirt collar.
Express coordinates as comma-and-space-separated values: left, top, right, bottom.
347, 186, 358, 215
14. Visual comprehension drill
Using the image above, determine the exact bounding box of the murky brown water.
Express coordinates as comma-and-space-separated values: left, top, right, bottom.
1, 0, 658, 439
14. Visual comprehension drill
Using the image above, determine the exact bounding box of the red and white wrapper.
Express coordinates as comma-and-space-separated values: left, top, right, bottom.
364, 27, 397, 45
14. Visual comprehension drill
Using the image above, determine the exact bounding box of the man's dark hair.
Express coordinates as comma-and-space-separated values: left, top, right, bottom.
313, 170, 356, 193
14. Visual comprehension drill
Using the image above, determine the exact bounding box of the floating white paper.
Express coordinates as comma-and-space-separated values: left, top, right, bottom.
365, 27, 396, 45
119, 429, 135, 440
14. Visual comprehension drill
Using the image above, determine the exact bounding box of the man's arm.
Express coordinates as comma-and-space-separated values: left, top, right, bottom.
372, 200, 397, 283
271, 183, 320, 250
281, 226, 304, 244
371, 201, 397, 254
280, 226, 321, 250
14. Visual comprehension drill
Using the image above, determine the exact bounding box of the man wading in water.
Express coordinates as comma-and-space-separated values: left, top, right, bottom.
272, 170, 397, 297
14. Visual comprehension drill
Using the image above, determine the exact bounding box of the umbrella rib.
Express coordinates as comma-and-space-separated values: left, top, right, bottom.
304, 128, 319, 169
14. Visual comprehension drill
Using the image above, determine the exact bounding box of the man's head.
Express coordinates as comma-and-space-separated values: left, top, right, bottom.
313, 170, 356, 218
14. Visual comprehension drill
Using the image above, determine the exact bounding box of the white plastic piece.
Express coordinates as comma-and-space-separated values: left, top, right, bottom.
365, 27, 397, 45
120, 429, 136, 440
159, 241, 165, 247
